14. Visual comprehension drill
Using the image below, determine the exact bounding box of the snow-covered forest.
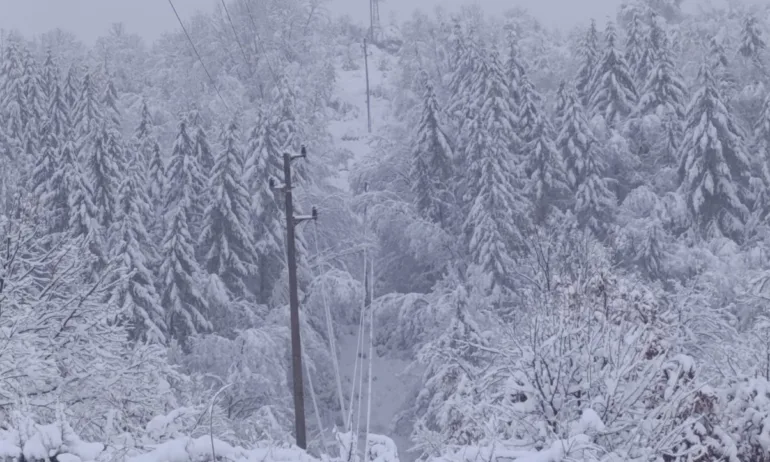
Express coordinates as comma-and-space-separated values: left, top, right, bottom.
4, 0, 770, 460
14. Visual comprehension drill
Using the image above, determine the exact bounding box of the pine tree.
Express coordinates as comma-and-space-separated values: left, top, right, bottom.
32, 78, 70, 232
199, 120, 260, 299
161, 121, 210, 344
41, 49, 59, 105
1, 40, 29, 147
575, 20, 601, 107
636, 24, 686, 120
411, 287, 489, 452
111, 159, 166, 344
504, 34, 526, 108
678, 65, 753, 243
410, 78, 454, 228
520, 76, 570, 223
447, 30, 484, 149
68, 139, 107, 280
147, 141, 165, 208
22, 48, 45, 139
557, 85, 615, 236
134, 99, 154, 167
588, 21, 638, 127
271, 78, 308, 184
463, 50, 530, 295
62, 66, 79, 114
72, 70, 104, 142
753, 93, 770, 221
244, 110, 285, 305
554, 80, 569, 125
739, 13, 767, 61
708, 35, 737, 99
625, 12, 647, 86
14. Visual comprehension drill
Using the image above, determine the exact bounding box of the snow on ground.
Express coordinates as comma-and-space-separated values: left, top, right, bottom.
324, 41, 420, 461
327, 43, 393, 192
337, 327, 420, 462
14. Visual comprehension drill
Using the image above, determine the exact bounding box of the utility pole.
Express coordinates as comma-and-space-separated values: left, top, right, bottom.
363, 183, 372, 309
270, 145, 318, 450
369, 0, 380, 42
363, 39, 372, 133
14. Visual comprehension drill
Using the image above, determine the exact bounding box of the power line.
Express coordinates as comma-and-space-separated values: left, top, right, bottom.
220, 0, 253, 76
167, 0, 231, 113
239, 0, 280, 86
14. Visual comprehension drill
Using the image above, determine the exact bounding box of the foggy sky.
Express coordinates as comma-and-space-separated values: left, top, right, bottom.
0, 0, 625, 45
0, 0, 752, 45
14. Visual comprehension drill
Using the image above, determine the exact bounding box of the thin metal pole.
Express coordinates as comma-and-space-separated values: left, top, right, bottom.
283, 151, 307, 449
363, 39, 372, 133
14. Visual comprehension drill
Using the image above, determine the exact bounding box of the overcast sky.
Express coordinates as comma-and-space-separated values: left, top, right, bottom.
0, 0, 743, 45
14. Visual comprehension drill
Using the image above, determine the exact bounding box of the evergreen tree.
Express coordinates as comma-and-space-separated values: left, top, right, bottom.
32, 78, 70, 232
72, 70, 104, 143
199, 120, 260, 300
447, 30, 483, 149
708, 35, 737, 98
411, 288, 490, 452
160, 121, 210, 344
588, 21, 638, 127
271, 78, 308, 183
244, 110, 285, 305
520, 76, 570, 223
575, 20, 601, 106
504, 34, 526, 108
134, 99, 154, 167
739, 13, 767, 61
554, 80, 569, 125
678, 65, 753, 243
62, 66, 79, 114
625, 12, 647, 86
463, 50, 530, 295
68, 139, 107, 280
41, 49, 59, 105
1, 40, 28, 147
22, 47, 45, 139
557, 85, 615, 236
410, 78, 455, 228
636, 24, 686, 120
110, 158, 166, 344
753, 93, 770, 221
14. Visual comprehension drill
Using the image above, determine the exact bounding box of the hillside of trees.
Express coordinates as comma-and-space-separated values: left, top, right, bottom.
3, 0, 770, 461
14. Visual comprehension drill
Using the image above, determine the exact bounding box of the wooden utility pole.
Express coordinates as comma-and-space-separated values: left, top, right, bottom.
363, 183, 371, 309
363, 39, 372, 133
271, 145, 317, 450
369, 0, 380, 42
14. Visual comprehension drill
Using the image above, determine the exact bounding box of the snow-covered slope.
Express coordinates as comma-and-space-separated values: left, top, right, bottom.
328, 43, 393, 192
325, 42, 421, 461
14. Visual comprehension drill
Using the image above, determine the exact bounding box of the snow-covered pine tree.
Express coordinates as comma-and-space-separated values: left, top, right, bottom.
161, 120, 211, 345
588, 21, 638, 127
633, 20, 686, 172
575, 19, 601, 107
677, 64, 753, 243
520, 76, 570, 223
244, 109, 286, 305
72, 70, 104, 143
84, 78, 124, 230
31, 76, 70, 233
708, 35, 737, 100
22, 47, 45, 141
62, 66, 79, 114
199, 120, 259, 300
190, 124, 214, 243
40, 49, 59, 105
749, 91, 770, 224
554, 80, 569, 125
410, 77, 455, 229
68, 139, 108, 281
410, 287, 490, 456
634, 13, 663, 86
1, 40, 28, 152
446, 27, 483, 150
463, 49, 530, 296
625, 12, 647, 87
271, 76, 308, 184
110, 154, 166, 344
739, 13, 767, 63
558, 84, 616, 237
504, 32, 526, 108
